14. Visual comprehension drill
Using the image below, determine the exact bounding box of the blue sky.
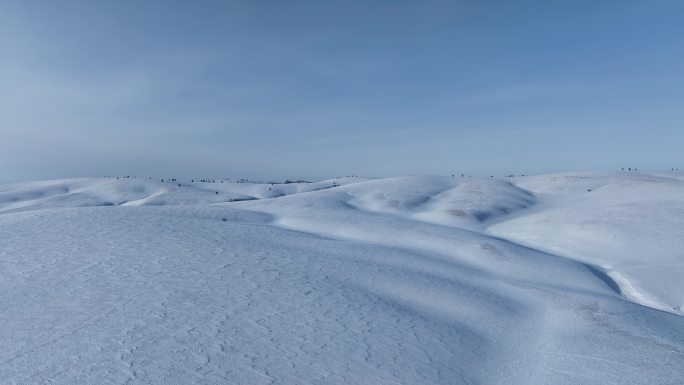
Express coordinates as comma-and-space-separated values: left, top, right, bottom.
1, 0, 683, 181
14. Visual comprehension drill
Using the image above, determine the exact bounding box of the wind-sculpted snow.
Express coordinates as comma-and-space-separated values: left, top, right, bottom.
0, 177, 367, 214
488, 171, 684, 314
0, 173, 682, 384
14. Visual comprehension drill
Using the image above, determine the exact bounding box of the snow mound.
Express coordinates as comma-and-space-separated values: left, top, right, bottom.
0, 177, 367, 214
0, 172, 682, 384
489, 171, 684, 313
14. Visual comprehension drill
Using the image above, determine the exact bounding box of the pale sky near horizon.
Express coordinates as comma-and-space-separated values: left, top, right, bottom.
1, 0, 683, 181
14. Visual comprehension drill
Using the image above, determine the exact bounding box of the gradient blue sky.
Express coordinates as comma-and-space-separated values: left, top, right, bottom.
2, 0, 683, 181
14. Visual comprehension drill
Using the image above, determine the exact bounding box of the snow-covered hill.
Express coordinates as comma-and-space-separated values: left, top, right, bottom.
0, 172, 682, 384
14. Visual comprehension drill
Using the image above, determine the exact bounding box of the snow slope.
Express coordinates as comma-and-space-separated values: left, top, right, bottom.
0, 177, 365, 214
0, 173, 682, 384
488, 171, 684, 313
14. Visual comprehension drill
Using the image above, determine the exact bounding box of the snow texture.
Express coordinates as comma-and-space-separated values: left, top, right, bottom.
0, 172, 682, 384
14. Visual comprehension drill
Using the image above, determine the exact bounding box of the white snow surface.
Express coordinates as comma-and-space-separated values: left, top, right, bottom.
0, 173, 682, 384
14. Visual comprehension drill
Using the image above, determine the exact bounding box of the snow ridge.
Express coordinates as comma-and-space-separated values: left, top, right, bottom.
0, 172, 682, 384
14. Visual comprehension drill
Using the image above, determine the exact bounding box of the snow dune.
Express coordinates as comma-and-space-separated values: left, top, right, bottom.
0, 172, 682, 384
0, 177, 365, 214
488, 172, 684, 313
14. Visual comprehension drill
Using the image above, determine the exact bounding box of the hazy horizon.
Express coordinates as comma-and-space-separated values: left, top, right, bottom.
2, 1, 683, 182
